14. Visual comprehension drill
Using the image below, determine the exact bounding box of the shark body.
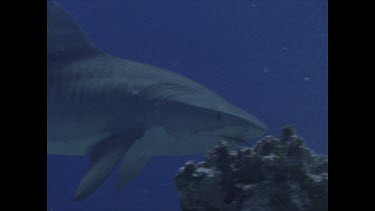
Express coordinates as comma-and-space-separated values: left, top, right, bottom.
47, 2, 267, 200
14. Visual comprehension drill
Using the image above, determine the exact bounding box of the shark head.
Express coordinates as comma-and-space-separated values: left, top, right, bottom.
131, 66, 268, 147
177, 97, 268, 148
199, 111, 268, 145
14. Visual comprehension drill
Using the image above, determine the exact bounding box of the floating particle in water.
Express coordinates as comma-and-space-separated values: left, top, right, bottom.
304, 77, 310, 81
262, 67, 270, 73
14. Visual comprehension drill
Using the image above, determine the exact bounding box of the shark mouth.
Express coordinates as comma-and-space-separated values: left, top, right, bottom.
218, 135, 249, 145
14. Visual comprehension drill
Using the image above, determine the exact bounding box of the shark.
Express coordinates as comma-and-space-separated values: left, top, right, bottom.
47, 2, 267, 201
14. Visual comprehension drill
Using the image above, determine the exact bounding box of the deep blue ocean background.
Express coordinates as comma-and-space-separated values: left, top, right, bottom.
47, 0, 327, 210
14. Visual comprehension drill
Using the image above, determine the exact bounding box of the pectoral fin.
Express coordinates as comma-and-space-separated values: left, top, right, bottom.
74, 128, 145, 201
116, 152, 151, 188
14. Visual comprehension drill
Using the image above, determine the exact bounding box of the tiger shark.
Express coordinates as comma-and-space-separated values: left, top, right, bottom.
47, 2, 267, 201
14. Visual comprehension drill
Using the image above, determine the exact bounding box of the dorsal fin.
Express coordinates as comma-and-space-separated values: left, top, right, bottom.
47, 2, 105, 64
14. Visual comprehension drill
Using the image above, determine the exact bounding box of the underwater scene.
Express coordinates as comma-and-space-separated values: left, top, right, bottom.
47, 0, 327, 210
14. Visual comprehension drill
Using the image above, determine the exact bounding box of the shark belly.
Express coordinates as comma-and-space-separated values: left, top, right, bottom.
47, 101, 220, 157
47, 101, 111, 156
132, 127, 220, 156
47, 92, 149, 155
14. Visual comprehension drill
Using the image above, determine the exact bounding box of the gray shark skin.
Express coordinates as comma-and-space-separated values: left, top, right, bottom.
47, 2, 267, 201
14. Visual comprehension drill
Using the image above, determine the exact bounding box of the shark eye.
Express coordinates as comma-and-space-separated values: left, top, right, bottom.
216, 112, 222, 121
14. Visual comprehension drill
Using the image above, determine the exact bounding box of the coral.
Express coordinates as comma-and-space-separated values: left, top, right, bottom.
175, 127, 328, 211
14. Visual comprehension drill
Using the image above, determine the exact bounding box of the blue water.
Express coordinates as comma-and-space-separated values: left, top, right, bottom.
47, 0, 327, 210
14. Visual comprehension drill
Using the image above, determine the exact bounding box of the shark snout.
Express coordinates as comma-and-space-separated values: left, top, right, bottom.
244, 124, 267, 139
242, 118, 268, 139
